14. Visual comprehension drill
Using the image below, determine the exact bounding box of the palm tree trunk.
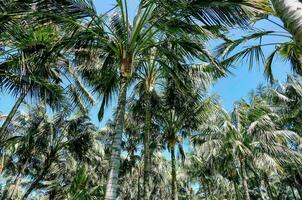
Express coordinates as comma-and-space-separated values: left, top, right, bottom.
239, 160, 250, 200
0, 91, 27, 140
171, 146, 178, 200
143, 93, 151, 200
271, 0, 302, 45
105, 78, 128, 200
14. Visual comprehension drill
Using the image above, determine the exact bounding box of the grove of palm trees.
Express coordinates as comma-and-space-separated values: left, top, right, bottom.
1, 0, 302, 199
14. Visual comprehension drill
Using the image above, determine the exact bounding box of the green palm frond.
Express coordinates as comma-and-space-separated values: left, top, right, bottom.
149, 0, 269, 29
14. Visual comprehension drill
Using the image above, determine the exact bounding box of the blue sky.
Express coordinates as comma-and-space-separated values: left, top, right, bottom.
0, 0, 293, 128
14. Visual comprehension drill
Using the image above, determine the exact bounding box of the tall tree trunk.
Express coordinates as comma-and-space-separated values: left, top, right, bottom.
105, 78, 128, 200
171, 146, 178, 200
0, 91, 27, 140
240, 160, 250, 200
143, 93, 151, 200
271, 0, 302, 45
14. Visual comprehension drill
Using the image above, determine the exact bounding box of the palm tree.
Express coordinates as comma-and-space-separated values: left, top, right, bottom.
267, 75, 302, 134
22, 112, 96, 199
128, 86, 163, 200
0, 1, 281, 199
71, 2, 165, 198
216, 16, 302, 82
0, 23, 66, 140
157, 74, 218, 200
0, 18, 96, 143
270, 0, 302, 46
130, 40, 221, 198
129, 53, 161, 199
71, 2, 225, 199
193, 96, 302, 200
0, 0, 99, 142
0, 103, 99, 199
3, 1, 299, 199
69, 0, 269, 198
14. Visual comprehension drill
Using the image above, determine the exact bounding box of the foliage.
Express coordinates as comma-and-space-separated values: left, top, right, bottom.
0, 0, 302, 199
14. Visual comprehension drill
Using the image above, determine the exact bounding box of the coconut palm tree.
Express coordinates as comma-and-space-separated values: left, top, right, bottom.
72, 7, 205, 200
129, 40, 221, 198
0, 0, 95, 34
268, 75, 302, 134
129, 60, 216, 199
193, 96, 302, 200
0, 0, 99, 142
22, 113, 96, 199
68, 0, 270, 198
0, 103, 99, 199
216, 16, 302, 82
0, 18, 96, 143
0, 23, 65, 140
270, 0, 302, 46
157, 76, 218, 200
129, 54, 162, 199
0, 1, 288, 199
216, 0, 302, 81
71, 3, 166, 198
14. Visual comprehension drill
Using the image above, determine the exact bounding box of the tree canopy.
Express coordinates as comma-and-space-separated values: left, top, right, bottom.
1, 0, 302, 199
